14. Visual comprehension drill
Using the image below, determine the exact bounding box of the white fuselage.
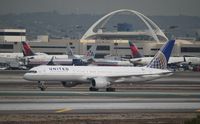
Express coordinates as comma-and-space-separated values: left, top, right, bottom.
130, 57, 200, 65
24, 65, 172, 85
24, 54, 71, 66
93, 59, 133, 66
185, 57, 200, 65
0, 53, 23, 59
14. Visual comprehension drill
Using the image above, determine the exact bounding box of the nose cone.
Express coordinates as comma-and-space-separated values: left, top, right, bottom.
23, 73, 32, 81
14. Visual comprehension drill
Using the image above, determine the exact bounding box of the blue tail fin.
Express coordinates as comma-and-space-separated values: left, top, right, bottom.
147, 40, 175, 69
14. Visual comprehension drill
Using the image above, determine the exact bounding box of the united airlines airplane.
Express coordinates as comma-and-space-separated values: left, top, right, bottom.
129, 41, 200, 66
129, 41, 184, 65
24, 40, 175, 91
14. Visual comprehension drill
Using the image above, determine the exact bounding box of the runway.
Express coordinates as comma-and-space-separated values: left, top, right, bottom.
0, 98, 200, 114
0, 71, 200, 123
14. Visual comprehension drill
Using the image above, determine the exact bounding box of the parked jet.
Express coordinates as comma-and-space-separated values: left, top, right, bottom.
22, 42, 70, 67
24, 40, 175, 91
0, 53, 23, 59
128, 41, 184, 65
68, 44, 133, 66
129, 41, 200, 66
67, 44, 96, 61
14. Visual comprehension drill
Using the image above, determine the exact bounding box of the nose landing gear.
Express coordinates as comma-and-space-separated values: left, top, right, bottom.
38, 81, 47, 91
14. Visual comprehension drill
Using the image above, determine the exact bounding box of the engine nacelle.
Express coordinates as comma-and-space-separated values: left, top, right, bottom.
61, 81, 79, 87
90, 77, 110, 88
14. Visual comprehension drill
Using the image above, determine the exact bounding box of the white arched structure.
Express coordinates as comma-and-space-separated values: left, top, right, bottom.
81, 9, 168, 42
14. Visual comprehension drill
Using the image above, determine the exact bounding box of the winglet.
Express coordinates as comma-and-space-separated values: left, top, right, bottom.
147, 40, 175, 69
128, 41, 143, 58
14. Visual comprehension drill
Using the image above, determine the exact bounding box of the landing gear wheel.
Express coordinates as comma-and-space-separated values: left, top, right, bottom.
89, 87, 98, 91
106, 87, 115, 92
38, 81, 47, 91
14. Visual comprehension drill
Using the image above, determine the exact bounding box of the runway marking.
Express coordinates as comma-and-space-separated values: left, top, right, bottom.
55, 108, 72, 113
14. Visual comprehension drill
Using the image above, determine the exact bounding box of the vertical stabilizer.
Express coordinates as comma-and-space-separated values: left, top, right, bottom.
147, 40, 175, 69
128, 41, 143, 58
22, 42, 35, 56
66, 45, 74, 58
84, 45, 96, 59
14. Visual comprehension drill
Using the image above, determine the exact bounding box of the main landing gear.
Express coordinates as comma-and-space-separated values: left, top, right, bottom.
106, 87, 115, 92
89, 87, 115, 92
89, 87, 98, 91
38, 81, 47, 91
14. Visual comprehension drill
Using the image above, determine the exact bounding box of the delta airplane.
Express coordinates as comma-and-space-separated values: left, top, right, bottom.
24, 40, 175, 91
22, 41, 96, 67
22, 42, 70, 66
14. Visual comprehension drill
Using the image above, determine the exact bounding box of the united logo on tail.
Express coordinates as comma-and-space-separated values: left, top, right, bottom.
147, 40, 175, 69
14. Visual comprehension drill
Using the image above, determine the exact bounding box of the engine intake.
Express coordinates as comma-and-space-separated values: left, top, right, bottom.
90, 77, 110, 88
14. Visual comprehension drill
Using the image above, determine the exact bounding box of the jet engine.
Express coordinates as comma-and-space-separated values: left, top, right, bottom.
61, 81, 79, 87
90, 77, 110, 88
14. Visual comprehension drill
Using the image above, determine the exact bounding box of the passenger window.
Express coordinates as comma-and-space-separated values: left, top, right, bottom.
28, 70, 37, 73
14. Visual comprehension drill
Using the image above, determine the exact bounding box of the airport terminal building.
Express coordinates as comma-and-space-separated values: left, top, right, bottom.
0, 10, 200, 58
0, 33, 200, 58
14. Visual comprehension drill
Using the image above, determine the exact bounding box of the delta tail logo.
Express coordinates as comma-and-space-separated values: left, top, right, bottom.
22, 42, 35, 56
128, 41, 143, 58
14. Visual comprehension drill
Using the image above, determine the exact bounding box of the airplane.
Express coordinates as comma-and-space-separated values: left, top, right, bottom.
22, 41, 70, 67
67, 44, 96, 61
128, 41, 185, 66
23, 40, 175, 91
128, 41, 200, 66
22, 41, 96, 67
67, 44, 133, 66
0, 53, 23, 59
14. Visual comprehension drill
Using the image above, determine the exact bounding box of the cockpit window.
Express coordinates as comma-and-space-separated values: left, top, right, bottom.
28, 70, 37, 73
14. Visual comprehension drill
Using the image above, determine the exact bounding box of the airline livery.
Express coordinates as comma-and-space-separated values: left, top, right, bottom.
24, 40, 175, 91
129, 41, 200, 66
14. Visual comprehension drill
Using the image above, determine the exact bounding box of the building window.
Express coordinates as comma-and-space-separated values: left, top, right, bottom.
181, 47, 200, 53
151, 48, 159, 51
87, 45, 92, 50
87, 45, 110, 51
0, 32, 25, 36
31, 46, 66, 49
114, 47, 143, 50
114, 43, 118, 46
95, 53, 108, 58
0, 44, 13, 49
96, 45, 110, 51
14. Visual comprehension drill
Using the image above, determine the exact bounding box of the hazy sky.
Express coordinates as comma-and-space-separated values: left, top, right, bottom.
0, 0, 200, 16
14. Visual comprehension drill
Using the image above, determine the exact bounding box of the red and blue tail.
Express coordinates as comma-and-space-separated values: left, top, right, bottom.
128, 41, 143, 58
22, 41, 35, 56
147, 40, 175, 69
85, 45, 96, 59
